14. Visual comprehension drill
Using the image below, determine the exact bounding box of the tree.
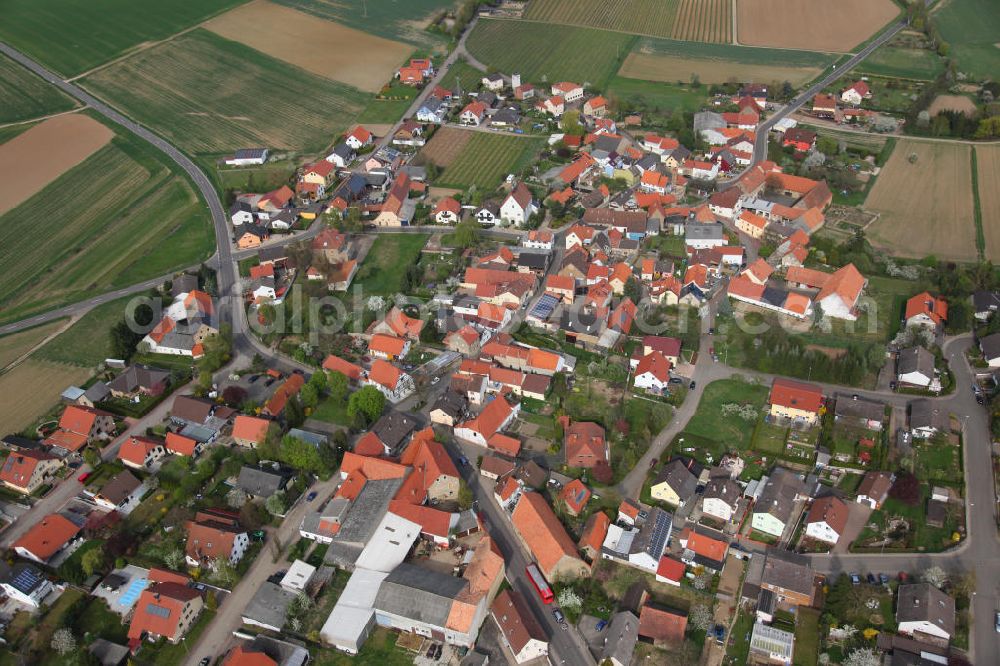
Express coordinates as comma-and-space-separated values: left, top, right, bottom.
81, 548, 104, 577
921, 566, 949, 588
458, 480, 474, 510
843, 648, 881, 666
110, 318, 143, 361
308, 370, 327, 392
226, 487, 248, 508
560, 110, 584, 136
328, 371, 348, 402
51, 629, 76, 656
222, 386, 248, 407
258, 303, 277, 326
452, 219, 479, 249
888, 471, 920, 506
623, 276, 642, 303
299, 384, 319, 409
689, 604, 712, 630
265, 490, 287, 516
163, 548, 184, 571
816, 136, 839, 156
212, 557, 237, 586
285, 395, 306, 428
348, 386, 386, 427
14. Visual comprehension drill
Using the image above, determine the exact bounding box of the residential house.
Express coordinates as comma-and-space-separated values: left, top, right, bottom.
416, 97, 448, 123
492, 590, 548, 664
736, 211, 769, 239
399, 433, 460, 502
650, 459, 698, 507
701, 477, 741, 523
0, 450, 61, 495
393, 121, 425, 147
804, 495, 848, 544
559, 479, 591, 517
564, 420, 608, 469
600, 611, 639, 666
768, 378, 823, 426
679, 529, 728, 572
896, 583, 955, 641
759, 549, 816, 608
433, 197, 461, 224
897, 346, 935, 387
117, 435, 166, 470
232, 415, 271, 448
973, 290, 1000, 321
511, 492, 590, 580
841, 81, 870, 106
524, 230, 554, 251
344, 125, 373, 150
237, 464, 293, 500
751, 469, 807, 538
981, 332, 1000, 367
460, 101, 487, 126
500, 183, 537, 226
905, 292, 948, 331
369, 306, 425, 341
812, 94, 837, 118
782, 128, 817, 152
13, 513, 81, 564
372, 172, 412, 227
639, 603, 687, 645
185, 509, 250, 568
1, 563, 53, 608
633, 351, 671, 393
363, 360, 415, 403
322, 354, 364, 382
429, 391, 467, 427
601, 507, 673, 575
92, 470, 146, 515
856, 471, 894, 509
455, 396, 519, 447
107, 364, 170, 399
656, 556, 686, 586
444, 326, 482, 357
685, 222, 726, 250
909, 399, 947, 438
127, 582, 203, 644
579, 512, 611, 561
551, 81, 584, 103
834, 394, 885, 430
368, 334, 410, 360
44, 404, 115, 452
784, 264, 867, 320
262, 374, 305, 418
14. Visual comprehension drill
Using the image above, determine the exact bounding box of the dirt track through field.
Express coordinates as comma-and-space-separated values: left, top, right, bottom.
0, 113, 112, 215
866, 140, 977, 261
204, 0, 413, 92
619, 52, 821, 87
737, 0, 898, 52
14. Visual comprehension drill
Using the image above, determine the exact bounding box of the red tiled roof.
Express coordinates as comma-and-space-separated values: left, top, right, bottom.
579, 511, 610, 553
322, 354, 363, 381
0, 450, 56, 489
388, 499, 451, 538
369, 333, 407, 357
14, 513, 80, 560
686, 531, 727, 562
232, 415, 270, 445
769, 378, 823, 413
487, 433, 522, 457
368, 359, 404, 390
127, 582, 200, 641
511, 492, 585, 579
560, 479, 592, 514
639, 603, 688, 643
657, 556, 686, 582
400, 430, 460, 481
635, 351, 671, 382
457, 396, 514, 440
806, 495, 849, 534
223, 646, 277, 666
117, 435, 162, 466
165, 432, 198, 456
905, 291, 948, 326
264, 373, 305, 416
565, 421, 606, 467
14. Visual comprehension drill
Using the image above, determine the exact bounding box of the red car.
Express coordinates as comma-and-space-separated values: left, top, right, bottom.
77, 472, 90, 483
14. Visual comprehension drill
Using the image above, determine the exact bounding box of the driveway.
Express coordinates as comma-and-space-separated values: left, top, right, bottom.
832, 501, 871, 554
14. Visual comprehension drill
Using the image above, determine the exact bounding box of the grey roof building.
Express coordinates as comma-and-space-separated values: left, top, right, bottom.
896, 583, 955, 639
371, 411, 418, 456
373, 563, 467, 628
83, 381, 111, 404
909, 399, 947, 435
755, 467, 806, 525
980, 332, 1000, 363
171, 273, 199, 298
325, 478, 403, 568
601, 610, 639, 666
88, 639, 130, 666
241, 582, 297, 632
684, 222, 725, 242
833, 394, 885, 426
652, 459, 698, 505
897, 346, 935, 383
107, 364, 170, 395
237, 464, 294, 499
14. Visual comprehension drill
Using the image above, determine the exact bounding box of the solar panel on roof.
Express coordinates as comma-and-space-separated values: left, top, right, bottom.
146, 603, 171, 618
10, 567, 42, 593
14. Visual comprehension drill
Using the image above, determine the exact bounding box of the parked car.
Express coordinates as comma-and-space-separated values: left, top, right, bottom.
552, 609, 565, 624
850, 573, 861, 585
77, 472, 90, 483
995, 611, 1000, 633
426, 643, 436, 658
879, 573, 889, 585
595, 619, 608, 631
714, 624, 726, 644
306, 491, 318, 502
866, 573, 877, 585
689, 380, 697, 390
669, 377, 684, 384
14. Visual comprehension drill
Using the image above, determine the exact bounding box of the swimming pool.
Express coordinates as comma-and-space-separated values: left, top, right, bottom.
118, 577, 148, 607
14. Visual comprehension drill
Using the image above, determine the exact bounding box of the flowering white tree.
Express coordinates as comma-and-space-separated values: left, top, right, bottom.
226, 487, 248, 509
557, 588, 582, 612
51, 629, 76, 655
688, 604, 713, 631
843, 647, 880, 666
163, 548, 184, 571
922, 566, 948, 588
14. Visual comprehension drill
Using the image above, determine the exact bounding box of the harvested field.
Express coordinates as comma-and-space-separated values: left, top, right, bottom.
672, 0, 732, 43
0, 360, 91, 432
83, 29, 367, 155
928, 95, 978, 117
0, 114, 113, 215
0, 53, 77, 124
737, 0, 899, 52
437, 132, 545, 190
204, 0, 412, 93
274, 0, 453, 48
418, 127, 474, 169
0, 321, 68, 370
0, 120, 213, 323
466, 19, 634, 89
976, 146, 1000, 261
0, 0, 246, 77
866, 140, 977, 261
619, 38, 832, 87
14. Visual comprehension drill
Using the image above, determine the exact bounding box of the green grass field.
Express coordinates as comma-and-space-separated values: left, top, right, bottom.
606, 76, 708, 112
633, 37, 835, 67
467, 19, 635, 89
274, 0, 451, 49
857, 46, 946, 80
0, 114, 213, 323
83, 29, 367, 155
353, 234, 429, 295
442, 59, 490, 95
682, 378, 769, 452
33, 297, 142, 367
934, 0, 1000, 81
0, 54, 77, 124
439, 133, 545, 190
0, 0, 246, 77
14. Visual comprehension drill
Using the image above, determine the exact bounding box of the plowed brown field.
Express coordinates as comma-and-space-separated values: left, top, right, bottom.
737, 0, 898, 52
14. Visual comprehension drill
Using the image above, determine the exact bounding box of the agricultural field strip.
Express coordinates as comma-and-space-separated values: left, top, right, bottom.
737, 0, 900, 53
975, 145, 1000, 262
272, 0, 452, 48
437, 132, 545, 190
0, 53, 78, 124
81, 29, 366, 155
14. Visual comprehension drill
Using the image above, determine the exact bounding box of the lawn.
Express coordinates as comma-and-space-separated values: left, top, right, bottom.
311, 394, 353, 426
441, 59, 489, 95
0, 116, 213, 323
438, 133, 545, 190
934, 0, 1000, 81
913, 434, 964, 487
352, 233, 429, 295
0, 53, 77, 123
751, 421, 788, 454
466, 19, 635, 89
274, 0, 452, 49
793, 607, 821, 666
0, 320, 67, 369
0, 0, 245, 77
83, 29, 368, 155
682, 378, 770, 452
72, 596, 129, 644
605, 76, 708, 113
357, 97, 414, 125
853, 493, 960, 552
857, 45, 946, 80
312, 627, 413, 666
726, 609, 754, 664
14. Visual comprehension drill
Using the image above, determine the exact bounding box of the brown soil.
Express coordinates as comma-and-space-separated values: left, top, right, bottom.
928, 94, 978, 117
620, 52, 821, 87
418, 127, 474, 168
737, 0, 899, 52
204, 0, 413, 93
0, 113, 113, 215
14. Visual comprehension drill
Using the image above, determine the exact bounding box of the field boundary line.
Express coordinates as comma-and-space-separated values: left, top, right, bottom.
481, 14, 752, 48
971, 147, 985, 260
0, 106, 86, 130
0, 316, 79, 375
